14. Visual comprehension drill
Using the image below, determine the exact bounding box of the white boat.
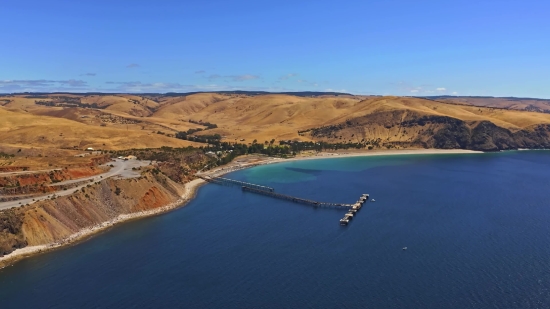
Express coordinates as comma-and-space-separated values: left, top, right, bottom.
403, 247, 407, 250
371, 199, 376, 202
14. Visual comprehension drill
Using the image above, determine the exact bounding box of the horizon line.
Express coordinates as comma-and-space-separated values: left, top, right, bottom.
2, 91, 550, 101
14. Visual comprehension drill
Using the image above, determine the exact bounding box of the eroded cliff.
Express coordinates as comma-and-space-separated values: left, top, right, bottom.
0, 170, 186, 256
309, 111, 550, 151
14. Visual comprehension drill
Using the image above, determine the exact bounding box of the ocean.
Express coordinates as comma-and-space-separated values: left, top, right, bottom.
1, 151, 549, 308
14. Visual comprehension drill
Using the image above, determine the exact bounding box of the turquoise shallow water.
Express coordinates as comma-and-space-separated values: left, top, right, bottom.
1, 151, 550, 308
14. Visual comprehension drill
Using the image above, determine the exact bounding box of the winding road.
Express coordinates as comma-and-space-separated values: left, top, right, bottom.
0, 159, 150, 210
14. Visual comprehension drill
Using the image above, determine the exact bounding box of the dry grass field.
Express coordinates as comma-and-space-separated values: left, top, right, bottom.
150, 93, 550, 143
2, 92, 550, 162
426, 96, 550, 114
0, 107, 201, 151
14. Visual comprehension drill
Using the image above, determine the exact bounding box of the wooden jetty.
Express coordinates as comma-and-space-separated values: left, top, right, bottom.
241, 186, 354, 209
199, 176, 274, 192
201, 175, 370, 225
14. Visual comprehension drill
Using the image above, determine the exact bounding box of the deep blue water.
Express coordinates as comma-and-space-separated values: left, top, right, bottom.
1, 151, 550, 308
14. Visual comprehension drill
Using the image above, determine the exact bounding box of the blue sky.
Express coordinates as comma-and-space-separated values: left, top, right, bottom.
1, 0, 549, 97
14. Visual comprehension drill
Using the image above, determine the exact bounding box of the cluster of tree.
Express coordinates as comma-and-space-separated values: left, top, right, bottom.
175, 130, 222, 143
32, 96, 81, 103
202, 141, 292, 165
201, 139, 383, 166
35, 100, 104, 109
189, 119, 218, 129
175, 119, 219, 141
208, 137, 376, 156
175, 128, 204, 140
278, 140, 373, 151
308, 123, 348, 138
112, 146, 198, 162
0, 152, 15, 159
174, 134, 383, 163
194, 134, 222, 142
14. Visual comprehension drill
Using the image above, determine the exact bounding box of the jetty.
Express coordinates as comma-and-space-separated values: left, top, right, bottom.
241, 187, 369, 225
241, 186, 355, 208
201, 175, 369, 225
199, 176, 274, 192
339, 194, 369, 225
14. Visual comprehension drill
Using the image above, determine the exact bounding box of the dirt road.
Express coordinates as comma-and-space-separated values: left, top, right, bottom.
0, 159, 150, 210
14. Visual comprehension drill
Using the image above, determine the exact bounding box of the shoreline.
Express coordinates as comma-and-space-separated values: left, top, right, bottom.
202, 148, 483, 177
0, 148, 481, 267
281, 148, 482, 162
0, 178, 207, 268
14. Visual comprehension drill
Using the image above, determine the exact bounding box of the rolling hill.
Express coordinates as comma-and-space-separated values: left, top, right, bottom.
422, 96, 550, 114
2, 92, 550, 152
0, 108, 200, 150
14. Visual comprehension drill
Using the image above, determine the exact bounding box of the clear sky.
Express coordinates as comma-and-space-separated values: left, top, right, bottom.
1, 0, 549, 97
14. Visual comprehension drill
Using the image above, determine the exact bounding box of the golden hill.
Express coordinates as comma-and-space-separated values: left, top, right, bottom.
426, 96, 550, 114
150, 94, 550, 143
2, 92, 550, 151
0, 108, 200, 150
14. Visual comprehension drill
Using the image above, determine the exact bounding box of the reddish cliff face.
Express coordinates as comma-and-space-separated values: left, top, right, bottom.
0, 149, 209, 260
88, 156, 111, 166
0, 166, 108, 197
0, 166, 106, 187
0, 171, 185, 256
0, 167, 30, 173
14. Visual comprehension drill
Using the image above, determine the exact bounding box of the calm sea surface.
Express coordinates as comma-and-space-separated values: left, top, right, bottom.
1, 151, 550, 308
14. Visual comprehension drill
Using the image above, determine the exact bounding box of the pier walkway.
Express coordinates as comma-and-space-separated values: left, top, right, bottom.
242, 186, 353, 208
199, 176, 274, 192
200, 175, 370, 225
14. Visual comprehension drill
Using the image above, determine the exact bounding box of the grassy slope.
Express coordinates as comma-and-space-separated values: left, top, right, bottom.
433, 97, 550, 113
0, 108, 200, 150
153, 94, 550, 142
3, 93, 550, 148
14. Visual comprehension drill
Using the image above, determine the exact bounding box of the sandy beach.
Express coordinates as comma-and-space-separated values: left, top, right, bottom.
202, 149, 482, 177
0, 149, 481, 267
